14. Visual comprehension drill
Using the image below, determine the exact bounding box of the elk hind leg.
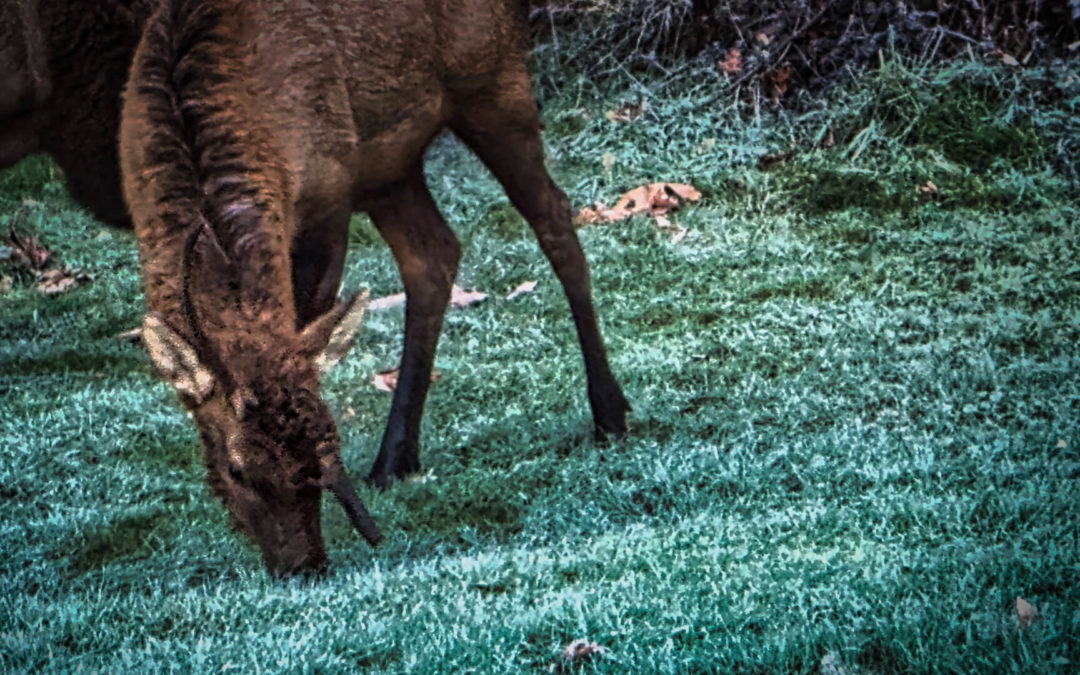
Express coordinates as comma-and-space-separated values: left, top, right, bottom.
451, 86, 630, 438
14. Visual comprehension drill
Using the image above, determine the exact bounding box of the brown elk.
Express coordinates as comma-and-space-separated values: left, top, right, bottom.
120, 0, 630, 576
1, 1, 156, 227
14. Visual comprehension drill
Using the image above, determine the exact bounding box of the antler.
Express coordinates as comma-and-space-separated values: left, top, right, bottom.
317, 441, 382, 546
326, 460, 383, 546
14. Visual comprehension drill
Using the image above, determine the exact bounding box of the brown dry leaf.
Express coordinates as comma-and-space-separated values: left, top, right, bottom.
755, 32, 772, 47
549, 640, 606, 673
758, 151, 795, 170
821, 127, 836, 149
372, 368, 441, 393
719, 48, 742, 75
610, 182, 701, 218
449, 285, 487, 308
918, 180, 939, 196
506, 280, 537, 301
772, 63, 794, 96
572, 203, 617, 226
575, 183, 701, 236
5, 229, 52, 271
1056, 439, 1067, 448
1016, 597, 1037, 628
1001, 53, 1020, 67
368, 292, 406, 311
605, 99, 648, 124
36, 267, 92, 296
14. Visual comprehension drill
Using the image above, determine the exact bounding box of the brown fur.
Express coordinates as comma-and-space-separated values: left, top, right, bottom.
1, 1, 156, 227
121, 0, 629, 576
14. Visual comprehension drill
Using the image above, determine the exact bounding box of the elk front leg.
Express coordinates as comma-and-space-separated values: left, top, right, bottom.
365, 169, 461, 487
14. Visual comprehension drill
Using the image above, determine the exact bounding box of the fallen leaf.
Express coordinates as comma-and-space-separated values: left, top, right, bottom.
341, 406, 357, 421
0, 275, 12, 296
95, 230, 112, 241
117, 327, 143, 343
506, 280, 537, 301
574, 183, 701, 236
601, 152, 615, 175
819, 650, 847, 675
605, 100, 648, 124
1016, 597, 1037, 628
449, 285, 488, 308
368, 292, 406, 311
550, 640, 606, 673
1056, 439, 1067, 448
369, 285, 487, 311
1001, 53, 1020, 67
719, 48, 742, 75
5, 228, 52, 271
821, 127, 835, 149
758, 150, 796, 169
372, 368, 441, 393
612, 183, 701, 218
771, 63, 794, 96
918, 180, 939, 196
755, 32, 771, 46
36, 267, 92, 296
572, 203, 618, 226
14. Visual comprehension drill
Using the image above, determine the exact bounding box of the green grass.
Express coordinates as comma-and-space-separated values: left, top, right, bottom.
2, 55, 1079, 672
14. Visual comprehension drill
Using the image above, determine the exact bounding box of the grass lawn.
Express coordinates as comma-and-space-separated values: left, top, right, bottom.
1, 55, 1078, 672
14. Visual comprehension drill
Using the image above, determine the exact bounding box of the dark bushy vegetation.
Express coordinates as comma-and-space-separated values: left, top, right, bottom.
530, 0, 1080, 93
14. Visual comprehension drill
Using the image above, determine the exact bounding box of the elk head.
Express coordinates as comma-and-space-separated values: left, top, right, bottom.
141, 228, 380, 577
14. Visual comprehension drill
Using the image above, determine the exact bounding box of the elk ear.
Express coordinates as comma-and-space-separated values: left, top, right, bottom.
142, 314, 216, 404
301, 291, 370, 373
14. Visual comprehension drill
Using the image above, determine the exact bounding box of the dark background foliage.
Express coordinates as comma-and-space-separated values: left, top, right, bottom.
529, 0, 1080, 91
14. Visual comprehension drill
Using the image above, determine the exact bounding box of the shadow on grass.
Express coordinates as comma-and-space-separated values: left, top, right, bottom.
66, 512, 174, 575
0, 348, 146, 378
393, 480, 525, 542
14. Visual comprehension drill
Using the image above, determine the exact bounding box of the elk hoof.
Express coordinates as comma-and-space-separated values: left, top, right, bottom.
366, 447, 420, 489
592, 401, 630, 442
591, 383, 631, 441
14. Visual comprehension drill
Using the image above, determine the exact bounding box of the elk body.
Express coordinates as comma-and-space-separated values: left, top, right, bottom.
121, 0, 630, 577
1, 0, 155, 227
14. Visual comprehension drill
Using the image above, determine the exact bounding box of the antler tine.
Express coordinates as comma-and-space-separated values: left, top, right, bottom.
326, 460, 383, 547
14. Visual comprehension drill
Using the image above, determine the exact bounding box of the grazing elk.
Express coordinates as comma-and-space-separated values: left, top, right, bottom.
1, 1, 156, 227
120, 0, 630, 576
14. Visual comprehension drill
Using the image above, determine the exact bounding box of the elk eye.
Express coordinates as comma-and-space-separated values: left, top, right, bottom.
227, 463, 244, 483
